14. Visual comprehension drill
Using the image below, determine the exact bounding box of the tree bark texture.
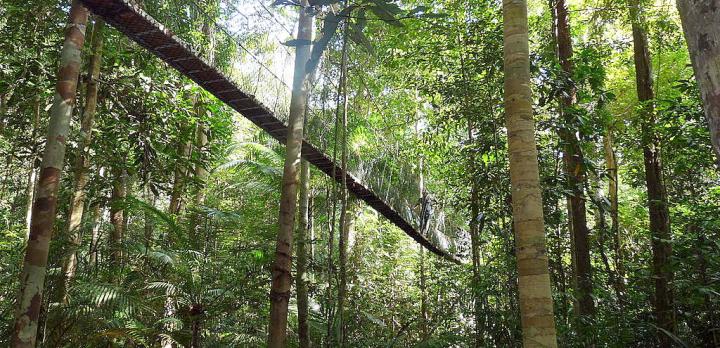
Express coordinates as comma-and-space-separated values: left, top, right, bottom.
58, 17, 105, 305
553, 0, 595, 330
629, 1, 676, 344
677, 0, 720, 164
336, 15, 351, 346
12, 2, 89, 347
603, 131, 625, 300
110, 168, 127, 273
296, 159, 311, 348
267, 1, 313, 346
503, 0, 558, 346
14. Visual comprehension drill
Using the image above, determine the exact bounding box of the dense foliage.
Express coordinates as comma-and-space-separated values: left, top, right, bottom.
1, 0, 718, 346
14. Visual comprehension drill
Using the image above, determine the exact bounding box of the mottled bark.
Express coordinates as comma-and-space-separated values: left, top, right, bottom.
629, 0, 676, 344
503, 0, 558, 346
12, 2, 89, 346
58, 17, 105, 305
677, 0, 720, 164
296, 159, 311, 348
267, 1, 313, 346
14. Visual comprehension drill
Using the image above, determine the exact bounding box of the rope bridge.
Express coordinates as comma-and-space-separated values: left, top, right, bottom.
78, 0, 462, 264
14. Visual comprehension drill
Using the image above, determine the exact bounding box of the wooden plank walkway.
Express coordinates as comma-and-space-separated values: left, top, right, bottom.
78, 0, 460, 264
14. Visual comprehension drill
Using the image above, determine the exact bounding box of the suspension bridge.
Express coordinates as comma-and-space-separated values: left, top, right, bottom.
78, 0, 462, 264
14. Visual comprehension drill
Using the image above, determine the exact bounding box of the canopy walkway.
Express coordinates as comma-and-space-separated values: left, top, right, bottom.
79, 0, 461, 263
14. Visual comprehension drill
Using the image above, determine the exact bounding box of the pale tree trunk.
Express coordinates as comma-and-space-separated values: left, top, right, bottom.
603, 130, 625, 301
190, 14, 215, 250
296, 159, 311, 348
502, 0, 558, 346
144, 185, 156, 248
418, 153, 428, 342
267, 0, 313, 345
309, 195, 315, 261
168, 136, 191, 215
189, 119, 209, 246
188, 19, 215, 348
336, 16, 350, 347
552, 0, 595, 331
419, 247, 429, 342
337, 195, 357, 346
24, 96, 41, 238
677, 0, 720, 164
629, 0, 676, 344
12, 2, 88, 347
58, 17, 105, 305
89, 200, 103, 268
110, 168, 127, 274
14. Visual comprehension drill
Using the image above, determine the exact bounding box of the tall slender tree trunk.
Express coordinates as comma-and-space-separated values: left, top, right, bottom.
552, 0, 595, 331
189, 119, 209, 247
677, 0, 720, 164
267, 1, 313, 346
419, 247, 429, 341
603, 130, 625, 300
110, 168, 127, 273
629, 1, 676, 344
169, 136, 191, 215
144, 186, 156, 248
89, 200, 103, 268
336, 16, 351, 347
24, 96, 41, 239
11, 3, 88, 346
502, 1, 558, 346
469, 183, 485, 347
58, 17, 105, 305
297, 159, 311, 348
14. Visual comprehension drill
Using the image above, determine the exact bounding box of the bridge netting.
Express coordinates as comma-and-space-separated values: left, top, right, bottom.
81, 0, 465, 263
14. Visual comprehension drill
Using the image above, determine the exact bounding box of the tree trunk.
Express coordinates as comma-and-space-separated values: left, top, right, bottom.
336, 16, 351, 346
629, 0, 676, 344
58, 17, 105, 305
469, 183, 485, 347
24, 96, 41, 239
553, 0, 595, 330
110, 168, 127, 273
144, 187, 156, 248
190, 303, 204, 348
677, 0, 720, 164
603, 130, 625, 300
267, 1, 313, 346
11, 2, 88, 346
89, 200, 103, 268
502, 1, 558, 346
168, 136, 191, 215
296, 159, 311, 348
337, 195, 356, 346
189, 119, 209, 250
419, 247, 429, 342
